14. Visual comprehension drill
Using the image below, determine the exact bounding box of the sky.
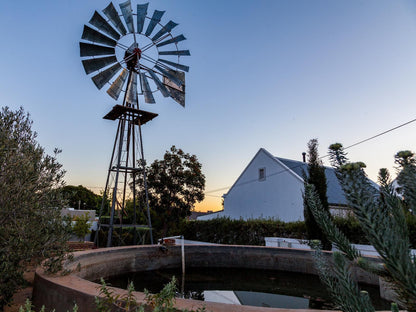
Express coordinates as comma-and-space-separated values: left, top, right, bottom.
1, 0, 416, 212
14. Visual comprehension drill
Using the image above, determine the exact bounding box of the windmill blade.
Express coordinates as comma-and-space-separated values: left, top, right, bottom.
126, 72, 138, 105
82, 56, 118, 74
82, 25, 117, 47
107, 69, 128, 100
155, 65, 184, 87
140, 72, 155, 104
147, 69, 169, 97
89, 11, 121, 40
151, 21, 178, 42
119, 0, 134, 33
163, 70, 185, 107
159, 50, 190, 56
166, 86, 185, 107
156, 34, 186, 48
102, 2, 127, 36
80, 42, 115, 57
91, 63, 122, 90
145, 10, 165, 37
136, 3, 148, 34
158, 58, 189, 72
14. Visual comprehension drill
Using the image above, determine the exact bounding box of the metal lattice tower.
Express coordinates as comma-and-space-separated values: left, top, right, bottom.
79, 1, 189, 247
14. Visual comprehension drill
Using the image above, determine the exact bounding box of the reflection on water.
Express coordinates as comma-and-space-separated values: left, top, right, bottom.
103, 267, 391, 310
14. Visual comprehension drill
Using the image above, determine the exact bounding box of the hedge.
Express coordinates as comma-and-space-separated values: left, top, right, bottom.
169, 216, 416, 248
172, 218, 306, 246
97, 214, 416, 248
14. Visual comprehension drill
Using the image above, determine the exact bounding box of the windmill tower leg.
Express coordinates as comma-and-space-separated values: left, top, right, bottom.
80, 0, 189, 249
137, 119, 154, 244
95, 99, 157, 247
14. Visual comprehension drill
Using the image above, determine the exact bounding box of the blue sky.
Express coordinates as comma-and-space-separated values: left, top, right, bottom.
1, 0, 416, 211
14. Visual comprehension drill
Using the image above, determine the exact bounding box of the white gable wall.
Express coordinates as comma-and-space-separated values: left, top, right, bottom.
222, 149, 304, 222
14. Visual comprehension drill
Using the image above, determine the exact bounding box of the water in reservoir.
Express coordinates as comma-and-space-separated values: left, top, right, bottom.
103, 267, 391, 310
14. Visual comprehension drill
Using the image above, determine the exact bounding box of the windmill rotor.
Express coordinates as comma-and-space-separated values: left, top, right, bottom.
80, 0, 189, 107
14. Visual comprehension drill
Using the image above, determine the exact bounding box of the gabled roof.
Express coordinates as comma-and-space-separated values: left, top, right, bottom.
224, 148, 348, 206
276, 157, 347, 205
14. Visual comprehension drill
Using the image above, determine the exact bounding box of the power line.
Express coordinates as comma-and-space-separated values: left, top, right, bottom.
205, 117, 416, 194
74, 118, 416, 197
344, 117, 416, 150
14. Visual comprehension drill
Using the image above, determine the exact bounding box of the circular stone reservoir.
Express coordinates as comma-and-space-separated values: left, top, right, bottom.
33, 245, 391, 312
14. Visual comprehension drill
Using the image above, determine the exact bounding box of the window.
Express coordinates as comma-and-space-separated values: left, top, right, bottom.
259, 168, 266, 181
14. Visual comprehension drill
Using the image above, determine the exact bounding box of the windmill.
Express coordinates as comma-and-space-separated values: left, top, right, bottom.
80, 1, 189, 247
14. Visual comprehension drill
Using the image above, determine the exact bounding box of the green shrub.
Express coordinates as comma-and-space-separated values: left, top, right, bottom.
72, 213, 91, 242
173, 218, 306, 245
96, 227, 150, 247
96, 213, 416, 248
96, 277, 206, 312
170, 217, 416, 248
333, 216, 368, 245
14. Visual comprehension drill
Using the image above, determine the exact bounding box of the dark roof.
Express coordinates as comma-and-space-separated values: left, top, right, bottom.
276, 157, 347, 206
188, 211, 212, 220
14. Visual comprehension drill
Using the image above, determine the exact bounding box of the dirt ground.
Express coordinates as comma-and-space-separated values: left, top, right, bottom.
4, 267, 36, 312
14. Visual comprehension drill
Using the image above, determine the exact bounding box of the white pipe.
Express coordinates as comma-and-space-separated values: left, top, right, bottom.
181, 235, 185, 297
161, 236, 185, 273
163, 235, 186, 296
181, 235, 185, 275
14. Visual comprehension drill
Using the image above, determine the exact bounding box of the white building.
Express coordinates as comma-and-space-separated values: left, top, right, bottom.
198, 148, 349, 222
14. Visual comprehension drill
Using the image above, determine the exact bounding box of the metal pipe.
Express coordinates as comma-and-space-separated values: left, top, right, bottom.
181, 235, 185, 297
181, 235, 185, 276
95, 117, 122, 247
107, 117, 126, 247
162, 235, 185, 296
107, 71, 133, 247
137, 114, 153, 244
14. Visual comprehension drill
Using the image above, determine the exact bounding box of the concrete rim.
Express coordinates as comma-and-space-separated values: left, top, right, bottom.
33, 245, 385, 312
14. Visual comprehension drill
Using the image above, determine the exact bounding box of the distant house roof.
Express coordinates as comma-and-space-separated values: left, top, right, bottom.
188, 211, 213, 220
275, 157, 347, 206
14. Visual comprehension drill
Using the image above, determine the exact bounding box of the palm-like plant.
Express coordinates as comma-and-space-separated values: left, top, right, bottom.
305, 143, 416, 312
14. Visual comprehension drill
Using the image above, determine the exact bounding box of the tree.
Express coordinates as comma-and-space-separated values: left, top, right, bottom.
0, 107, 71, 309
305, 143, 416, 311
303, 138, 331, 250
72, 213, 91, 242
394, 150, 416, 213
61, 185, 102, 210
136, 146, 205, 238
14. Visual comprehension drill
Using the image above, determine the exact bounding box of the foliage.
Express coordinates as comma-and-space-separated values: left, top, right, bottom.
305, 143, 416, 311
136, 146, 205, 238
312, 246, 375, 312
173, 216, 416, 247
19, 299, 78, 312
176, 218, 307, 245
95, 278, 144, 312
332, 215, 367, 244
96, 213, 416, 248
144, 277, 177, 312
96, 226, 150, 247
303, 138, 331, 250
61, 185, 102, 211
0, 107, 72, 309
95, 277, 207, 312
72, 213, 91, 242
395, 150, 416, 213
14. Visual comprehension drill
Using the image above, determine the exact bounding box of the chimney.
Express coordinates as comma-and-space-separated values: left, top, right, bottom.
302, 152, 306, 163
